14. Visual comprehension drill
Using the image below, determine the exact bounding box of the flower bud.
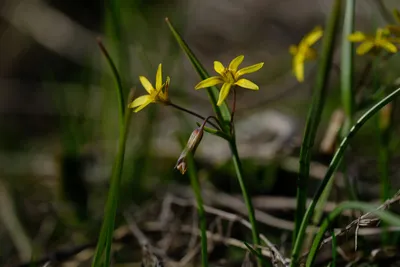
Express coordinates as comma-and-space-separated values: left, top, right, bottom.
175, 127, 204, 175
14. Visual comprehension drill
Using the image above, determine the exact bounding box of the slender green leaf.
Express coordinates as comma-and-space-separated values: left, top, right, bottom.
291, 86, 400, 266
91, 42, 132, 266
293, 0, 342, 246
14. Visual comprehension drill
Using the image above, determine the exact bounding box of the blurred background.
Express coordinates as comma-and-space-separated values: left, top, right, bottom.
1, 0, 400, 266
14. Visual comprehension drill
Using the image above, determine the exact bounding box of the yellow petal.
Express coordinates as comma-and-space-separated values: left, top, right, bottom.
228, 55, 244, 71
378, 40, 397, 53
134, 101, 152, 112
159, 76, 170, 102
293, 55, 305, 82
195, 76, 223, 89
302, 26, 323, 46
139, 76, 155, 94
156, 63, 162, 90
235, 79, 259, 90
289, 45, 298, 55
236, 62, 264, 78
217, 83, 232, 106
356, 41, 374, 55
348, 31, 367, 42
214, 61, 225, 76
128, 95, 153, 112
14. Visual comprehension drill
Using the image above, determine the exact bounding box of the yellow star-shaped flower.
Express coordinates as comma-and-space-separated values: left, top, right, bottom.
194, 55, 264, 106
289, 26, 323, 83
129, 64, 170, 112
348, 28, 398, 55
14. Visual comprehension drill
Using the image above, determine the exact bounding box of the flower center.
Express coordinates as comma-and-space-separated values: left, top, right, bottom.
222, 69, 236, 83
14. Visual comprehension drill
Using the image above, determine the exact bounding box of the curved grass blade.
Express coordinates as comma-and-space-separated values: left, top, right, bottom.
165, 18, 231, 131
290, 86, 400, 266
91, 42, 131, 267
306, 201, 400, 266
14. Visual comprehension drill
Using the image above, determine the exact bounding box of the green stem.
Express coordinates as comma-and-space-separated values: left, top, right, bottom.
290, 87, 400, 267
228, 139, 263, 267
330, 228, 337, 267
91, 40, 131, 267
97, 39, 125, 130
293, 0, 342, 242
306, 201, 400, 267
186, 150, 209, 267
92, 106, 132, 266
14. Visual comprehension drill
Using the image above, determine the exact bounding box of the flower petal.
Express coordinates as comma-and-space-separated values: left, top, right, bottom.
155, 63, 162, 90
228, 55, 244, 71
293, 55, 305, 82
159, 76, 170, 102
348, 31, 367, 42
302, 26, 323, 46
134, 101, 152, 112
195, 76, 223, 89
235, 79, 259, 90
236, 62, 264, 77
128, 95, 153, 112
356, 41, 374, 55
139, 76, 155, 94
217, 83, 232, 106
214, 61, 225, 76
376, 39, 397, 53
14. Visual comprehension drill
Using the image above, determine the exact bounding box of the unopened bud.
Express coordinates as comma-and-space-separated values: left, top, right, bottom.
175, 127, 204, 175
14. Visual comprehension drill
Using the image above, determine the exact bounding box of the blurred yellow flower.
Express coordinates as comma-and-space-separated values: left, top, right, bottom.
348, 28, 398, 55
129, 64, 170, 112
194, 55, 264, 106
289, 26, 323, 82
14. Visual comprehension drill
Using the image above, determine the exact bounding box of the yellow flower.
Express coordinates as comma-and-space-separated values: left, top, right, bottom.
289, 26, 323, 82
194, 55, 264, 106
348, 28, 398, 55
129, 64, 170, 112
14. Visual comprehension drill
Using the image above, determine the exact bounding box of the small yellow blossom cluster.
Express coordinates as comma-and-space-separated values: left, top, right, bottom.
348, 28, 400, 56
129, 56, 264, 111
128, 56, 264, 174
288, 15, 400, 83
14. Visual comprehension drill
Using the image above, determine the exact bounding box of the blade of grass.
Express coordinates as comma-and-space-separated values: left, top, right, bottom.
339, 0, 358, 200
165, 18, 231, 131
293, 0, 342, 242
330, 228, 336, 267
91, 41, 131, 267
290, 86, 400, 266
306, 201, 400, 267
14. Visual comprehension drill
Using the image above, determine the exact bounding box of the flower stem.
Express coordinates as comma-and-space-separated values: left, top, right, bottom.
228, 138, 262, 267
185, 149, 209, 267
167, 102, 221, 130
230, 86, 237, 125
